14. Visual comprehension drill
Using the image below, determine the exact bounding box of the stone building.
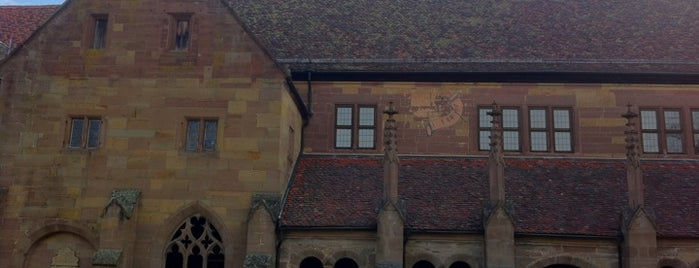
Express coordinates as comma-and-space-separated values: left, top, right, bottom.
1, 1, 699, 268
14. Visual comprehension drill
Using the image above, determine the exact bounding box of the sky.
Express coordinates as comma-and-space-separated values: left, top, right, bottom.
0, 0, 64, 5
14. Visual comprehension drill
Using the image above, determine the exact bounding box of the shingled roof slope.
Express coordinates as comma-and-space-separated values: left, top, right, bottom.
0, 5, 58, 52
230, 0, 699, 73
283, 155, 699, 238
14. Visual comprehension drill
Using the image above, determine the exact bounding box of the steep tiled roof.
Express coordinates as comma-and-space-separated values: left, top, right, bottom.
230, 0, 699, 73
283, 155, 699, 238
0, 5, 58, 52
4, 2, 698, 73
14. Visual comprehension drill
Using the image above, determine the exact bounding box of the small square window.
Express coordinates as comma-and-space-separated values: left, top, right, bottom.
68, 116, 102, 149
478, 107, 520, 151
92, 15, 108, 49
640, 108, 683, 154
185, 118, 218, 152
334, 105, 376, 149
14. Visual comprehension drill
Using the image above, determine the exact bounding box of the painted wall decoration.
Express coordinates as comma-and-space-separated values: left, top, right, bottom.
423, 94, 465, 136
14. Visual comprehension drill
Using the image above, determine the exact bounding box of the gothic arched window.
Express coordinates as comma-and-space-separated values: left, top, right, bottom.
165, 215, 224, 268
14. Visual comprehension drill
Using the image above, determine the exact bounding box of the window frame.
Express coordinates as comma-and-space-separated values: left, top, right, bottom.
640, 108, 684, 154
184, 117, 218, 153
528, 107, 573, 153
66, 116, 103, 150
90, 14, 108, 49
334, 104, 377, 150
170, 13, 193, 51
478, 106, 521, 152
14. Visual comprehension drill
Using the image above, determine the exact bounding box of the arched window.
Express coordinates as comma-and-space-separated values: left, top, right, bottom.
334, 258, 358, 268
300, 257, 324, 268
165, 215, 224, 268
544, 265, 579, 268
413, 260, 436, 268
449, 261, 471, 268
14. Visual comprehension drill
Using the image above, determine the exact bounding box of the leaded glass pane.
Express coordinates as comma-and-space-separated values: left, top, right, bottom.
664, 110, 681, 130
335, 129, 351, 148
642, 133, 659, 153
502, 109, 518, 128
640, 110, 657, 130
503, 131, 519, 151
555, 131, 572, 152
479, 130, 490, 150
553, 109, 570, 129
693, 111, 699, 131
694, 134, 699, 153
666, 133, 683, 153
203, 120, 217, 151
529, 109, 546, 129
358, 107, 375, 126
186, 120, 200, 152
479, 108, 492, 127
87, 119, 101, 148
69, 118, 84, 148
530, 131, 547, 151
358, 129, 374, 148
336, 107, 352, 126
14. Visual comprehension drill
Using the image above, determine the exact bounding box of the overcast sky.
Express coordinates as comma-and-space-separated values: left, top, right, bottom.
0, 0, 64, 5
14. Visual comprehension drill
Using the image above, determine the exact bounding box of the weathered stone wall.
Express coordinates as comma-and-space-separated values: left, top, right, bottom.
302, 81, 699, 157
516, 237, 618, 268
0, 0, 301, 266
279, 230, 376, 268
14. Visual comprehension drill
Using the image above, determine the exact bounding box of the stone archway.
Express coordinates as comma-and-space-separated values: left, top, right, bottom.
526, 255, 598, 268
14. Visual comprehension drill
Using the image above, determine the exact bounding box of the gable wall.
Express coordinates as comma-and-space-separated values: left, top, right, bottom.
0, 0, 301, 266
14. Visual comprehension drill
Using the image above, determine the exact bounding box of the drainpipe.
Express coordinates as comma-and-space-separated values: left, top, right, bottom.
306, 71, 313, 115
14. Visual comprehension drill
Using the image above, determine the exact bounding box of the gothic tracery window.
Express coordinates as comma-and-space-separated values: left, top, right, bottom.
165, 215, 224, 268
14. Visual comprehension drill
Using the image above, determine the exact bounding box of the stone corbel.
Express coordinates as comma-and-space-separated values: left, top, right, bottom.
102, 189, 141, 220
92, 249, 122, 267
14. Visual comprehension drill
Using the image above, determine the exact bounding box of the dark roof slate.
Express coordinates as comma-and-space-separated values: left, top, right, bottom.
0, 5, 58, 51
229, 0, 699, 73
283, 155, 699, 238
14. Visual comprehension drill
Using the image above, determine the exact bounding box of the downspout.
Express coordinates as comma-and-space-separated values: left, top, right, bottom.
617, 235, 623, 268
306, 71, 313, 115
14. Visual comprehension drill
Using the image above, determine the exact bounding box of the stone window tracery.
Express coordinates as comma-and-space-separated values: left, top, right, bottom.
165, 215, 224, 268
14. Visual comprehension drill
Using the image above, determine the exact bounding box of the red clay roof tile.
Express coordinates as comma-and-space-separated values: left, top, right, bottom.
283, 155, 699, 238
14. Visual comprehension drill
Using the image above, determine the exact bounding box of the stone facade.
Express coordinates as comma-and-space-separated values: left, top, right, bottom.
0, 0, 301, 267
2, 1, 699, 268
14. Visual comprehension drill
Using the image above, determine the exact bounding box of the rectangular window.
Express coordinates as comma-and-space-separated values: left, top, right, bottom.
640, 109, 683, 154
478, 107, 520, 151
68, 116, 102, 149
335, 105, 376, 149
529, 108, 573, 152
175, 19, 190, 50
171, 14, 192, 50
92, 16, 108, 49
185, 118, 218, 152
